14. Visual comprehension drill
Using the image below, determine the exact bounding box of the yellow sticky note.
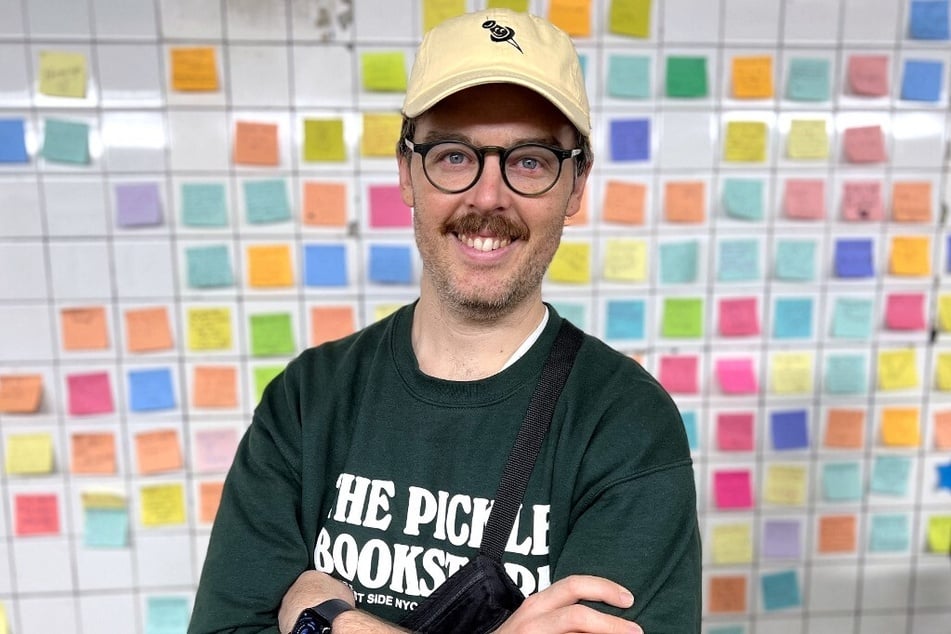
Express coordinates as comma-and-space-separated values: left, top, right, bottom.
81, 492, 125, 510
763, 464, 807, 506
881, 407, 920, 447
608, 0, 652, 38
374, 303, 403, 322
140, 483, 186, 527
787, 119, 829, 159
247, 244, 294, 288
361, 113, 403, 158
770, 352, 813, 394
187, 308, 232, 351
724, 121, 767, 162
303, 119, 346, 162
361, 52, 408, 92
928, 516, 951, 553
937, 353, 951, 391
878, 349, 919, 390
549, 0, 593, 37
0, 602, 7, 634
732, 56, 774, 99
938, 295, 951, 332
170, 47, 219, 92
423, 0, 465, 32
38, 51, 87, 98
603, 238, 647, 282
549, 242, 591, 283
5, 433, 54, 475
889, 236, 931, 276
712, 523, 753, 564
488, 0, 529, 10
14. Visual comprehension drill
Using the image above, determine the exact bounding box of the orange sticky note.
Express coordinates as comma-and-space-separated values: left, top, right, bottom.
170, 47, 219, 92
234, 121, 279, 166
124, 306, 173, 353
891, 181, 932, 222
664, 181, 705, 223
60, 306, 109, 350
70, 431, 117, 475
602, 181, 646, 225
889, 236, 931, 276
135, 429, 183, 475
881, 407, 920, 447
0, 374, 43, 414
302, 181, 347, 227
818, 515, 857, 553
823, 409, 865, 449
191, 365, 238, 408
15, 493, 60, 536
199, 480, 225, 523
548, 0, 592, 37
708, 575, 747, 613
732, 56, 774, 99
934, 411, 951, 450
247, 244, 294, 287
311, 306, 356, 346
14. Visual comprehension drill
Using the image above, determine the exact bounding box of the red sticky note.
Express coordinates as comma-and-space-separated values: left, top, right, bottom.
368, 184, 411, 228
848, 55, 889, 96
716, 358, 759, 395
718, 297, 760, 336
843, 125, 886, 163
66, 371, 114, 416
783, 179, 825, 220
885, 293, 926, 331
717, 412, 755, 451
15, 493, 60, 536
714, 469, 753, 509
841, 181, 884, 221
658, 355, 699, 394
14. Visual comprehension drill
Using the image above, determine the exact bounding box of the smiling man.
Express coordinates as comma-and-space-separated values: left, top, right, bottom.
189, 10, 700, 634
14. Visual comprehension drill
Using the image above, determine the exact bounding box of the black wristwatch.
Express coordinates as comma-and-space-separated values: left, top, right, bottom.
291, 598, 354, 634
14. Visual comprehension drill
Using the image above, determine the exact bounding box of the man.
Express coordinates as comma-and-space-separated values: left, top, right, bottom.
189, 9, 700, 634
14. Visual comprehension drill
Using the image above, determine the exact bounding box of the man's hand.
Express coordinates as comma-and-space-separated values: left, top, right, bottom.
495, 575, 643, 634
277, 570, 355, 633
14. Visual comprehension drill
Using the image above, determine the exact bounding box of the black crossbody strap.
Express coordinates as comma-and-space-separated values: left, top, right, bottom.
479, 319, 584, 561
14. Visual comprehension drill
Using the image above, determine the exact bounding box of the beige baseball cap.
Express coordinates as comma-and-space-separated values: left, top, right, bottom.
402, 9, 591, 138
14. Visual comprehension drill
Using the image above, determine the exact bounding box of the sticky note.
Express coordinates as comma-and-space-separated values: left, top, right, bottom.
732, 55, 774, 98
302, 181, 347, 226
368, 244, 413, 284
607, 55, 650, 99
128, 368, 175, 412
818, 515, 857, 554
659, 241, 698, 284
5, 433, 53, 475
831, 298, 874, 340
716, 412, 754, 451
937, 411, 951, 449
181, 182, 228, 227
603, 300, 643, 340
783, 179, 825, 219
304, 244, 348, 287
842, 181, 884, 221
664, 181, 705, 222
714, 469, 753, 509
762, 519, 801, 558
140, 483, 186, 526
715, 358, 759, 395
116, 182, 163, 227
661, 297, 703, 338
869, 514, 910, 552
67, 371, 114, 416
549, 241, 593, 285
42, 118, 89, 164
192, 365, 238, 408
253, 365, 284, 404
303, 119, 346, 162
603, 238, 647, 282
0, 374, 43, 414
885, 292, 925, 330
878, 349, 919, 390
135, 429, 183, 474
70, 431, 117, 474
775, 240, 815, 281
607, 0, 651, 37
881, 407, 920, 447
146, 596, 190, 634
602, 181, 645, 224
38, 50, 87, 98
124, 306, 174, 353
610, 118, 650, 161
843, 126, 887, 166
910, 0, 950, 39
773, 297, 813, 339
770, 352, 813, 394
681, 410, 699, 450
244, 179, 291, 224
787, 57, 830, 101
833, 238, 874, 278
194, 428, 238, 472
937, 353, 951, 391
361, 112, 402, 158
360, 51, 407, 92
848, 54, 889, 96
187, 308, 232, 351
718, 297, 759, 336
0, 118, 29, 163
666, 56, 707, 98
824, 354, 867, 395
369, 184, 411, 228
84, 506, 128, 548
724, 121, 767, 162
549, 0, 592, 36
170, 47, 219, 91
901, 59, 944, 102
488, 0, 529, 8
722, 178, 764, 221
764, 464, 807, 506
60, 306, 109, 350
552, 302, 586, 330
15, 493, 60, 536
822, 462, 862, 501
712, 523, 753, 564
870, 455, 911, 496
311, 306, 356, 346
770, 410, 809, 450
889, 235, 931, 276
249, 313, 295, 357
186, 244, 234, 288
422, 0, 466, 32
247, 244, 294, 287
199, 481, 225, 523
891, 181, 932, 222
717, 239, 759, 282
708, 576, 747, 613
787, 119, 828, 159
658, 355, 697, 394
937, 462, 951, 491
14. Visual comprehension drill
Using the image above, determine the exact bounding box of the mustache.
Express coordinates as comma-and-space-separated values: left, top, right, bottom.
441, 213, 530, 241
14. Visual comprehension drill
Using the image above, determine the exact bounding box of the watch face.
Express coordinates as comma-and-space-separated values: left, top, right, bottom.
292, 609, 326, 634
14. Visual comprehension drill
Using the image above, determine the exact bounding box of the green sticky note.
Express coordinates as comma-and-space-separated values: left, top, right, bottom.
303, 118, 346, 162
787, 58, 830, 102
42, 118, 89, 164
609, 0, 652, 38
662, 297, 703, 338
244, 179, 291, 224
146, 596, 189, 634
253, 365, 284, 404
360, 51, 408, 92
250, 313, 295, 357
666, 56, 708, 98
487, 0, 528, 9
722, 178, 764, 221
186, 244, 234, 288
607, 55, 651, 99
181, 182, 228, 227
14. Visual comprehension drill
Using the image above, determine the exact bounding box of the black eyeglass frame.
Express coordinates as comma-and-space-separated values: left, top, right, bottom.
403, 138, 582, 197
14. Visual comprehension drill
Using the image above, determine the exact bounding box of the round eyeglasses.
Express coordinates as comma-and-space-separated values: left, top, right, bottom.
404, 138, 581, 197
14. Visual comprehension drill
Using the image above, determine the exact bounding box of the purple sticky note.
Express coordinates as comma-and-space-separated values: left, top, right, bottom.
770, 409, 809, 450
610, 118, 651, 161
762, 519, 801, 559
116, 183, 163, 227
67, 371, 115, 416
369, 184, 411, 228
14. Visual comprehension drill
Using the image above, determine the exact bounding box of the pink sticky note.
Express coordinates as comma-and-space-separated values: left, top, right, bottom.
843, 125, 886, 163
848, 55, 889, 97
718, 297, 760, 336
842, 181, 884, 221
66, 371, 115, 416
784, 179, 825, 220
369, 184, 411, 228
658, 355, 699, 394
15, 493, 60, 536
714, 469, 753, 509
885, 293, 926, 331
194, 427, 239, 472
716, 358, 759, 395
717, 412, 755, 451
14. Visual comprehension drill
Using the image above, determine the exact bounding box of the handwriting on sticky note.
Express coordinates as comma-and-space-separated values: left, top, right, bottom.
71, 431, 117, 474
603, 238, 647, 282
124, 306, 173, 353
665, 181, 705, 222
192, 365, 238, 408
15, 493, 60, 536
247, 244, 294, 287
602, 181, 645, 224
38, 50, 87, 98
140, 483, 186, 527
170, 47, 219, 91
548, 242, 590, 283
5, 433, 54, 475
891, 181, 932, 222
724, 121, 767, 162
732, 56, 773, 98
303, 119, 346, 162
361, 113, 402, 157
787, 119, 828, 159
187, 307, 232, 351
841, 181, 884, 220
0, 374, 43, 413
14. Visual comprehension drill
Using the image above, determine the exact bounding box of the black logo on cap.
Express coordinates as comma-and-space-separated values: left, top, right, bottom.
482, 19, 523, 53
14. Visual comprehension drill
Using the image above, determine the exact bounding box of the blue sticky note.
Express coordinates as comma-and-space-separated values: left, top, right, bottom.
822, 462, 862, 501
770, 409, 809, 450
681, 410, 699, 450
146, 596, 190, 634
775, 240, 815, 281
659, 241, 699, 284
717, 239, 760, 282
0, 118, 29, 163
761, 570, 801, 611
901, 59, 944, 102
304, 244, 348, 286
610, 118, 650, 161
787, 58, 831, 101
244, 179, 291, 224
723, 178, 764, 221
181, 183, 228, 227
910, 1, 950, 40
369, 245, 412, 284
84, 507, 129, 548
869, 513, 910, 552
831, 297, 874, 339
773, 297, 813, 339
607, 55, 651, 99
551, 302, 586, 329
870, 455, 912, 496
128, 368, 176, 412
834, 238, 874, 278
186, 245, 234, 288
605, 299, 645, 339
116, 182, 163, 227
42, 118, 90, 164
937, 461, 951, 490
762, 519, 801, 559
824, 354, 867, 394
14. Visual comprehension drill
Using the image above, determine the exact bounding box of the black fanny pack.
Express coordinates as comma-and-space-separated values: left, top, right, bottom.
399, 320, 583, 634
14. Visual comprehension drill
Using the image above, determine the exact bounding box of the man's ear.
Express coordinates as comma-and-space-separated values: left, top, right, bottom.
397, 151, 415, 208
564, 164, 592, 219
